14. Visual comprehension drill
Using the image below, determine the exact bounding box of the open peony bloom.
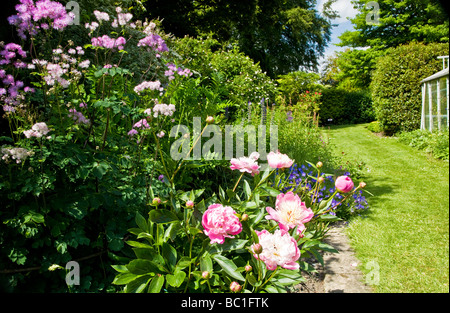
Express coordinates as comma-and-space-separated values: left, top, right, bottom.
202, 204, 242, 244
252, 229, 300, 271
230, 152, 260, 176
265, 191, 313, 235
267, 150, 294, 169
335, 175, 354, 193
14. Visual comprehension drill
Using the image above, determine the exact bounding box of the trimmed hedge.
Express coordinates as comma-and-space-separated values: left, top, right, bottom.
370, 42, 449, 134
319, 88, 375, 125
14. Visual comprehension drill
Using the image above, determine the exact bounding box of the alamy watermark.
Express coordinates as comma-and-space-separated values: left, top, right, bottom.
365, 1, 381, 26
65, 261, 80, 286
169, 117, 278, 168
365, 260, 380, 285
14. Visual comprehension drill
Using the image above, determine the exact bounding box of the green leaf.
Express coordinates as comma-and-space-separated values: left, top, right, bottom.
149, 209, 179, 224
212, 254, 245, 281
135, 212, 148, 232
112, 272, 138, 285
200, 254, 213, 273
176, 257, 194, 270
166, 269, 186, 288
92, 161, 109, 179
124, 275, 152, 293
148, 275, 165, 293
208, 239, 248, 254
259, 184, 280, 197
164, 221, 182, 242
243, 180, 252, 200
162, 243, 177, 270
126, 241, 153, 249
132, 248, 164, 263
126, 259, 165, 275
319, 214, 342, 221
111, 264, 129, 273
315, 242, 339, 253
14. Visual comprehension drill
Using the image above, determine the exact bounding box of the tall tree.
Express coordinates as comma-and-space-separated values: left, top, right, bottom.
338, 0, 449, 49
141, 0, 338, 77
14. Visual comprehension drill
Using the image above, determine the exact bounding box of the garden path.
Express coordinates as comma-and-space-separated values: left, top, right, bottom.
293, 221, 373, 293
319, 123, 449, 293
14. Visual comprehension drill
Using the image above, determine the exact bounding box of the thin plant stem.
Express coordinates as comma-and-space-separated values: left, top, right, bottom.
233, 172, 245, 192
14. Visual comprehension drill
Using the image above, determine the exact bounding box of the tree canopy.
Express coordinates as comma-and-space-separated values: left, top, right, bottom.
141, 0, 338, 77
338, 0, 449, 49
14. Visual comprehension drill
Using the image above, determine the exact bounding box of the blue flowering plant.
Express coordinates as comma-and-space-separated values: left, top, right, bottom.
278, 162, 370, 221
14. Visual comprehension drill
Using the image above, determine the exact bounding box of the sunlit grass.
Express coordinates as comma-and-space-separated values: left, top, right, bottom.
323, 124, 449, 293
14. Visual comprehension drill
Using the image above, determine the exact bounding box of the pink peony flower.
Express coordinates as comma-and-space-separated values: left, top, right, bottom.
265, 191, 313, 234
202, 204, 242, 244
230, 152, 260, 176
252, 229, 300, 271
335, 175, 354, 193
267, 150, 294, 169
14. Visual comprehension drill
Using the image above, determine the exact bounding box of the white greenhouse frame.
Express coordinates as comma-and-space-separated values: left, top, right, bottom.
420, 56, 449, 131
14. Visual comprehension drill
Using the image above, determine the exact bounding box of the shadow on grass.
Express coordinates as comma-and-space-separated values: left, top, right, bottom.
321, 124, 370, 131
352, 175, 397, 220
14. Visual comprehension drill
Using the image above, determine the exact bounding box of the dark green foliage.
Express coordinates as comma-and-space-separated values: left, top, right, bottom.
319, 88, 375, 125
370, 42, 449, 134
140, 0, 337, 77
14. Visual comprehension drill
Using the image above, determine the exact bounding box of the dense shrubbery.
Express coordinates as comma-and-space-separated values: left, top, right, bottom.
370, 42, 449, 134
0, 0, 369, 293
319, 88, 375, 125
170, 36, 278, 121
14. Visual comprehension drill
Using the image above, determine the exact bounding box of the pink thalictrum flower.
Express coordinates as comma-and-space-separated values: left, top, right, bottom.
252, 229, 300, 271
202, 204, 242, 244
265, 191, 313, 234
335, 176, 354, 193
267, 150, 294, 169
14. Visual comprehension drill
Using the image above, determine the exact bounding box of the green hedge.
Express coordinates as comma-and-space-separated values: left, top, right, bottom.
370, 42, 449, 134
319, 88, 375, 125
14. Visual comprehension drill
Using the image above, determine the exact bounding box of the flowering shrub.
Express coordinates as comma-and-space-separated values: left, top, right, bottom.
0, 0, 216, 292
111, 150, 368, 293
0, 0, 369, 293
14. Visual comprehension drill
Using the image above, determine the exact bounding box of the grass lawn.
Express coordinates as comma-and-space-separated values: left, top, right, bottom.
323, 124, 449, 293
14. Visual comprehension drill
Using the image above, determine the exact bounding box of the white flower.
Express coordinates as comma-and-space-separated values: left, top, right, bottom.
78, 60, 90, 69
93, 10, 110, 22
254, 229, 300, 271
134, 81, 161, 94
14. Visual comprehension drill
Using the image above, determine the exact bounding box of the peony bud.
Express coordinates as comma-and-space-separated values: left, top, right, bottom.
206, 116, 214, 124
202, 271, 210, 280
251, 243, 263, 255
152, 197, 161, 205
318, 176, 325, 184
241, 213, 249, 221
230, 281, 242, 292
245, 265, 252, 272
186, 200, 194, 209
335, 176, 354, 193
359, 182, 367, 189
316, 161, 323, 168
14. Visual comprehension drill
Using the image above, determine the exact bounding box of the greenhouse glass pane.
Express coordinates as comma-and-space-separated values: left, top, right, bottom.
432, 81, 439, 130
424, 84, 430, 130
440, 77, 448, 129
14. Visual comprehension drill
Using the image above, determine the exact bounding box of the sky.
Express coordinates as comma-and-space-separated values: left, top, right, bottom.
316, 0, 359, 71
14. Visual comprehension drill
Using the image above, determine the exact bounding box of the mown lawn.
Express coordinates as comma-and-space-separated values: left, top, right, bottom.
323, 124, 449, 293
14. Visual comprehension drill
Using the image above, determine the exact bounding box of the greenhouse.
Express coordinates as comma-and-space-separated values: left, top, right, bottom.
421, 56, 449, 131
